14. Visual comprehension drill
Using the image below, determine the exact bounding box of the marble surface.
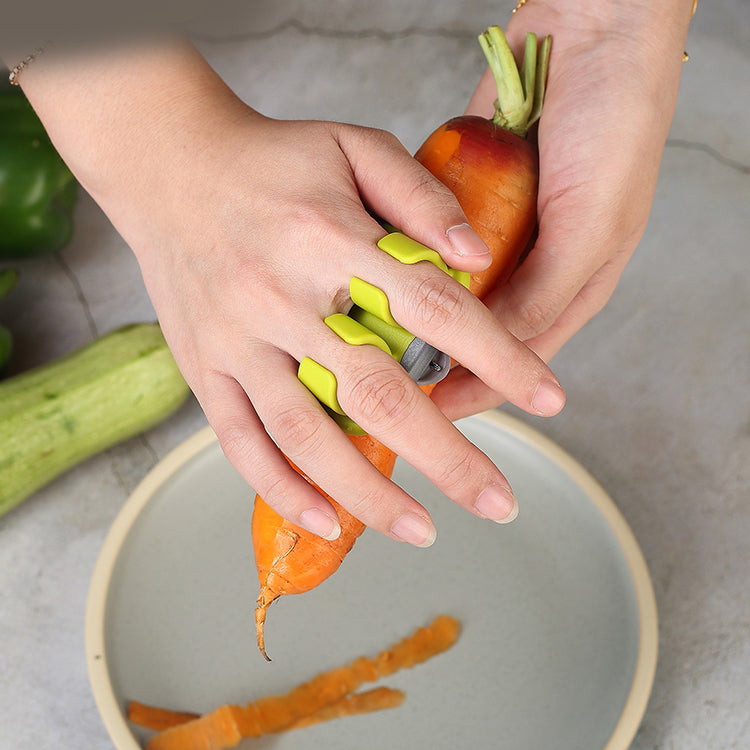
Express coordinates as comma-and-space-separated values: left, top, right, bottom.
1, 1, 748, 748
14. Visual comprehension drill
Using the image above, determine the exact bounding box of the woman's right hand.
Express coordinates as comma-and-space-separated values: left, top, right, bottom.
14, 37, 565, 545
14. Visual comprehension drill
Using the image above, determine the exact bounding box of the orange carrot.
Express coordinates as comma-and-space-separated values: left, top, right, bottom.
253, 431, 397, 659
145, 615, 459, 750
252, 25, 551, 656
284, 686, 405, 730
128, 702, 200, 732
416, 120, 537, 300
128, 687, 404, 734
416, 27, 551, 300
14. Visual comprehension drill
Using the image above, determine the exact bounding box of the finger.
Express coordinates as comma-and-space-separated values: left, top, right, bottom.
488, 190, 637, 344
523, 254, 627, 360
242, 344, 441, 547
313, 337, 520, 525
486, 51, 661, 344
335, 123, 493, 272
375, 261, 566, 417
196, 368, 345, 541
430, 258, 626, 421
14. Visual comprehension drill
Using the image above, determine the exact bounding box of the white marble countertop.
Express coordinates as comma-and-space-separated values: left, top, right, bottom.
1, 1, 748, 748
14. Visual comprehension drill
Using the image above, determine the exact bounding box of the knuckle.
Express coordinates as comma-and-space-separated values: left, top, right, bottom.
365, 125, 402, 150
268, 403, 327, 459
407, 275, 464, 332
404, 170, 459, 215
215, 422, 257, 467
256, 472, 295, 510
343, 123, 402, 155
513, 294, 564, 339
344, 365, 417, 429
342, 482, 389, 524
434, 447, 484, 495
287, 201, 341, 245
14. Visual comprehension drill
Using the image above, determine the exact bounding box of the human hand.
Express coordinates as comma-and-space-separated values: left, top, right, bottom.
15, 39, 565, 545
430, 0, 694, 419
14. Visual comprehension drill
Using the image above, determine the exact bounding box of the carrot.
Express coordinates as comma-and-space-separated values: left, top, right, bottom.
128, 702, 200, 732
284, 686, 405, 730
144, 615, 459, 750
253, 431, 397, 659
416, 27, 551, 300
128, 687, 404, 734
252, 25, 550, 656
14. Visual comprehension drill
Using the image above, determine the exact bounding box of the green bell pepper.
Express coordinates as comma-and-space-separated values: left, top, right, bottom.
0, 78, 78, 257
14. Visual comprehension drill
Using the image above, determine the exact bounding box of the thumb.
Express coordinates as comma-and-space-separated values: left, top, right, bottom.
336, 123, 492, 272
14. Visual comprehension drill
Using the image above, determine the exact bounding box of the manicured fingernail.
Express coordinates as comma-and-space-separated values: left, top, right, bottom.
299, 508, 341, 541
446, 223, 491, 258
473, 484, 519, 523
390, 512, 437, 548
531, 379, 566, 416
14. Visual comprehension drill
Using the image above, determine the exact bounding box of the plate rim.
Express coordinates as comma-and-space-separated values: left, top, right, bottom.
85, 409, 658, 750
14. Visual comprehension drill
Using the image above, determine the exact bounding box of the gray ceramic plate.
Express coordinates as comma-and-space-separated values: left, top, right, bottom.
86, 410, 657, 750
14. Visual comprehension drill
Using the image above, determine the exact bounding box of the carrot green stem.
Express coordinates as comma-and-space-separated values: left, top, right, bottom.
478, 26, 551, 137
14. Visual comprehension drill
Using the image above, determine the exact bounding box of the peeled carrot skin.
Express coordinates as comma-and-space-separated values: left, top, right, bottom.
415, 115, 539, 299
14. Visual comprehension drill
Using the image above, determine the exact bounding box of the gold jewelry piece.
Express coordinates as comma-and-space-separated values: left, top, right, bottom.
683, 0, 698, 61
8, 46, 45, 86
512, 0, 529, 13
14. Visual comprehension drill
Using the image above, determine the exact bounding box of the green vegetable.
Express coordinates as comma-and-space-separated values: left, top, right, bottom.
0, 268, 18, 373
0, 78, 78, 257
0, 325, 11, 373
0, 323, 191, 519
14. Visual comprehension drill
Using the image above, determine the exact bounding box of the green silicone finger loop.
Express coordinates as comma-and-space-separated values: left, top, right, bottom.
330, 411, 367, 436
376, 232, 449, 271
324, 313, 391, 355
353, 233, 469, 325
350, 276, 398, 327
298, 356, 344, 415
348, 307, 413, 361
298, 315, 391, 434
297, 359, 365, 434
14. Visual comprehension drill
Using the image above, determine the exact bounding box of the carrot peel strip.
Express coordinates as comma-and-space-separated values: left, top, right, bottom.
144, 615, 459, 750
130, 687, 405, 734
127, 701, 200, 732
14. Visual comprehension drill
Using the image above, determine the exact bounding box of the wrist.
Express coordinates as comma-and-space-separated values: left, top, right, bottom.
508, 0, 696, 49
14, 38, 253, 226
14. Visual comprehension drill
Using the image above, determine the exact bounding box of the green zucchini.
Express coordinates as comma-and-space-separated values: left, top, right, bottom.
0, 325, 11, 373
0, 322, 191, 519
0, 268, 18, 374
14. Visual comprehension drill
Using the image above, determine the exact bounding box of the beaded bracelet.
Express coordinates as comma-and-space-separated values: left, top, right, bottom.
8, 45, 46, 86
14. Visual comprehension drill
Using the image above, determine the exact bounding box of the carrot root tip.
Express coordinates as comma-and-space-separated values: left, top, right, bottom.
255, 591, 279, 661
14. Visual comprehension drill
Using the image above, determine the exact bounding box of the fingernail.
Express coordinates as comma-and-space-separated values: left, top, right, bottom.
390, 512, 437, 548
446, 223, 491, 258
473, 484, 519, 523
299, 508, 341, 541
531, 379, 566, 416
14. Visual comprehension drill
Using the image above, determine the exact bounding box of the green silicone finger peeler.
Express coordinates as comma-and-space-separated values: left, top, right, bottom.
298, 232, 470, 435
